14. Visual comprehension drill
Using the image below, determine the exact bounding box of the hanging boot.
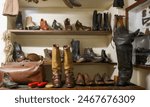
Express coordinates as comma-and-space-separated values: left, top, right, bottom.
97, 13, 103, 31
92, 10, 98, 31
15, 11, 24, 30
63, 45, 75, 88
113, 16, 140, 86
52, 44, 62, 88
25, 16, 40, 30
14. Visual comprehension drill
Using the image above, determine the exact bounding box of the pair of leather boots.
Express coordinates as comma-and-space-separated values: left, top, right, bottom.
71, 39, 111, 63
93, 10, 111, 31
113, 15, 140, 86
52, 44, 75, 88
63, 0, 81, 8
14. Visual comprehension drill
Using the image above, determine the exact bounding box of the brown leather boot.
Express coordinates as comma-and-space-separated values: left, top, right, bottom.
84, 73, 94, 86
76, 73, 85, 86
52, 44, 62, 88
75, 20, 91, 31
40, 18, 49, 30
63, 45, 75, 88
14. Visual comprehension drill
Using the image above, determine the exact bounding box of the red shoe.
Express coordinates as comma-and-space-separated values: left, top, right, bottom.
28, 82, 39, 88
37, 82, 48, 88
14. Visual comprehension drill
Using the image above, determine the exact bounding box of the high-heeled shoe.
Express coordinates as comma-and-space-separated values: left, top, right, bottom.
64, 18, 72, 31
52, 20, 63, 30
84, 73, 94, 86
75, 20, 91, 31
40, 18, 49, 30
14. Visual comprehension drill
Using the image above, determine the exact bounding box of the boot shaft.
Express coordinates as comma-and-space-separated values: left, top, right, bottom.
63, 45, 73, 71
52, 44, 61, 72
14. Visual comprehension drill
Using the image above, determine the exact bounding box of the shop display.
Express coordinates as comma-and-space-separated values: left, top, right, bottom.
113, 15, 140, 86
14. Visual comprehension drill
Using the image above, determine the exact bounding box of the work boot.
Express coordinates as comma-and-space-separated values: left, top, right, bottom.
71, 39, 80, 62
13, 42, 25, 62
92, 10, 98, 31
97, 13, 103, 31
63, 45, 75, 88
25, 16, 40, 30
16, 11, 23, 30
52, 44, 62, 88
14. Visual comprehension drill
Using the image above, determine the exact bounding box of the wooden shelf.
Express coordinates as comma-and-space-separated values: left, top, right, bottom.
44, 61, 117, 66
134, 64, 150, 70
9, 30, 112, 36
0, 84, 145, 90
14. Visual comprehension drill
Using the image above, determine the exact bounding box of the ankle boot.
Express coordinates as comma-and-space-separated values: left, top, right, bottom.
63, 45, 75, 88
97, 13, 103, 31
101, 49, 111, 63
2, 73, 18, 89
13, 42, 25, 62
84, 73, 94, 86
52, 44, 62, 88
52, 20, 63, 30
92, 10, 98, 31
93, 73, 104, 85
64, 18, 72, 31
25, 16, 40, 30
75, 20, 91, 31
40, 18, 49, 30
16, 11, 24, 30
71, 39, 80, 62
69, 0, 82, 7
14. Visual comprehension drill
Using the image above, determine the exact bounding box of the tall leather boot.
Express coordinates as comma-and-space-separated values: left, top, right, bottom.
52, 44, 62, 88
97, 13, 103, 31
71, 39, 80, 62
103, 13, 111, 31
113, 16, 140, 86
16, 11, 23, 30
63, 45, 75, 88
92, 10, 98, 31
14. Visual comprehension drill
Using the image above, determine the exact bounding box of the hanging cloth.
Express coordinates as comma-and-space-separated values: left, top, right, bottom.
3, 0, 19, 16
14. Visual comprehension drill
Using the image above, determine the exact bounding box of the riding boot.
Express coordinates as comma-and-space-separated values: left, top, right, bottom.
63, 45, 75, 88
15, 11, 24, 30
52, 44, 62, 88
113, 17, 140, 86
97, 13, 103, 31
92, 10, 98, 31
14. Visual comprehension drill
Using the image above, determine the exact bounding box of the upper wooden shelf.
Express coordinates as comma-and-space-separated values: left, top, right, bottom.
134, 65, 150, 70
19, 0, 113, 10
9, 30, 112, 36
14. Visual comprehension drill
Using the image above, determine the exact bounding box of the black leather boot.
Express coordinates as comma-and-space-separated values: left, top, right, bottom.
103, 13, 111, 31
92, 10, 98, 31
71, 39, 80, 62
113, 22, 140, 86
101, 49, 111, 63
16, 11, 24, 30
13, 42, 25, 62
97, 13, 103, 31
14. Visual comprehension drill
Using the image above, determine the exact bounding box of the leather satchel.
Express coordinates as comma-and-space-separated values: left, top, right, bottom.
0, 61, 44, 84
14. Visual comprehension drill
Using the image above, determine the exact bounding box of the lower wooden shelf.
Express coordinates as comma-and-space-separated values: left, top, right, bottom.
0, 84, 145, 90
